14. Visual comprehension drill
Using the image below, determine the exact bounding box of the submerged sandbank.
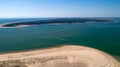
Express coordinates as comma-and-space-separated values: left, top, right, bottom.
0, 45, 119, 67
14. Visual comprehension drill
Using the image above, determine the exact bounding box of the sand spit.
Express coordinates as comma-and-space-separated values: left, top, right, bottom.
0, 45, 119, 67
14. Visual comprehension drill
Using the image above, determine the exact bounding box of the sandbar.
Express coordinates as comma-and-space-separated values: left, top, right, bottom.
0, 45, 119, 67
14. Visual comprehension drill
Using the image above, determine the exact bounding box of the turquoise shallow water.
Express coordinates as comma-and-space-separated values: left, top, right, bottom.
0, 18, 120, 57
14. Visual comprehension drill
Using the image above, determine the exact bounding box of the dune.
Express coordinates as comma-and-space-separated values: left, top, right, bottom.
0, 45, 119, 67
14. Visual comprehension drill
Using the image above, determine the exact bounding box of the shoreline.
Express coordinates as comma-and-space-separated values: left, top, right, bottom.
0, 44, 65, 54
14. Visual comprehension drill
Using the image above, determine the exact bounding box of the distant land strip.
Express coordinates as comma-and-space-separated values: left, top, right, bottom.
0, 18, 115, 28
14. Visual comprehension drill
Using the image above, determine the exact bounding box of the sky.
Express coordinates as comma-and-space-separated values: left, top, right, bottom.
0, 0, 120, 18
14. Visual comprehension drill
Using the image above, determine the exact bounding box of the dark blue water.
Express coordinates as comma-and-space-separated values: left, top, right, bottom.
0, 18, 120, 57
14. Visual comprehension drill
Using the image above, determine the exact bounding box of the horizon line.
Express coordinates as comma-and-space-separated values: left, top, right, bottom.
0, 17, 120, 19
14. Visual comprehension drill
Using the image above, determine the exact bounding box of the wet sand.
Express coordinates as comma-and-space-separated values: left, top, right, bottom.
0, 45, 119, 67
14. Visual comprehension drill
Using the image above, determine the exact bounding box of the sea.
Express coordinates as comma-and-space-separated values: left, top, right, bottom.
0, 18, 120, 59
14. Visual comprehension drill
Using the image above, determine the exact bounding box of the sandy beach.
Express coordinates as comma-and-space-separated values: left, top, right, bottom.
0, 45, 119, 67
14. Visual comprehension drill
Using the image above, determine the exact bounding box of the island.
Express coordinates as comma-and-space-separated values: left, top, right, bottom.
0, 18, 115, 28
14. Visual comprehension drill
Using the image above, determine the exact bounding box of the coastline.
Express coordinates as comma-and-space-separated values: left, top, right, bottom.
0, 45, 119, 67
0, 44, 64, 55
